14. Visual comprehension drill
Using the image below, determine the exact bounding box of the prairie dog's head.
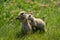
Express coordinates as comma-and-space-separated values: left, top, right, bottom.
28, 14, 34, 22
16, 11, 27, 21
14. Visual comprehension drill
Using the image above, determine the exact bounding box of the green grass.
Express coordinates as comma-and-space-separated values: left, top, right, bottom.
0, 0, 60, 40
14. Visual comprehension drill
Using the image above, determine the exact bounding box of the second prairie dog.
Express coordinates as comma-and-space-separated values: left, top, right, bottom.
28, 14, 46, 32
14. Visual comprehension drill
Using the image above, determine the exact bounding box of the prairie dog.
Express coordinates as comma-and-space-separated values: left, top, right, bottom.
16, 11, 32, 34
28, 14, 45, 32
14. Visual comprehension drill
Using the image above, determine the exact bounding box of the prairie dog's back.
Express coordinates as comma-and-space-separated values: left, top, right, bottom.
34, 18, 45, 27
35, 18, 45, 25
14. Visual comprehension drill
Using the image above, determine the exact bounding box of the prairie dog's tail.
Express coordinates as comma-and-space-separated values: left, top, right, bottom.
41, 16, 45, 21
41, 15, 47, 21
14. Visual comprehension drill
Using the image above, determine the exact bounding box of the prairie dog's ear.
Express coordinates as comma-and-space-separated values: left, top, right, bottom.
20, 13, 24, 15
28, 14, 31, 17
19, 11, 26, 15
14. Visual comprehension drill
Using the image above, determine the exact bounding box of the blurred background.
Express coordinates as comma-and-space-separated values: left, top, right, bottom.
0, 0, 60, 40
